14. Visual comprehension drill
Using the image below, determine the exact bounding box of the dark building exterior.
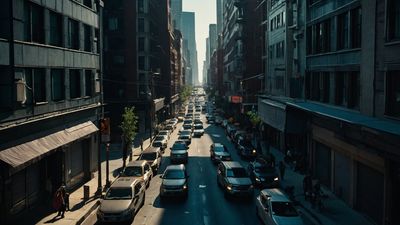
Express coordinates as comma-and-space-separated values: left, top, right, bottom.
258, 0, 400, 224
0, 0, 103, 222
103, 0, 174, 141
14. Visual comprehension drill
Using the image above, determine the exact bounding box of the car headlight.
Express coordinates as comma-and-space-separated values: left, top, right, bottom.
252, 149, 257, 154
274, 177, 279, 181
183, 184, 187, 189
255, 177, 260, 182
226, 185, 232, 191
249, 185, 254, 189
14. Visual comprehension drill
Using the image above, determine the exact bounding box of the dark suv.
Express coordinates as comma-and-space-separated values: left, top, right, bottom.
217, 161, 254, 198
237, 137, 257, 159
247, 158, 280, 188
210, 143, 231, 163
160, 164, 189, 199
170, 142, 189, 164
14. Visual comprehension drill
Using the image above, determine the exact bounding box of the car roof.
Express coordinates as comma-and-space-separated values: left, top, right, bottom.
111, 177, 139, 188
222, 161, 243, 169
165, 164, 186, 171
261, 188, 290, 202
126, 160, 148, 167
214, 143, 224, 147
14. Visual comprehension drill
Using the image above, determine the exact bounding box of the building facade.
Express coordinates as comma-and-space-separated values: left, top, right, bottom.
0, 0, 102, 222
181, 12, 198, 85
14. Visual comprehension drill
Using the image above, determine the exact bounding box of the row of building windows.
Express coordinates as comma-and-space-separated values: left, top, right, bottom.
269, 41, 285, 59
305, 71, 360, 110
21, 1, 98, 53
270, 11, 286, 31
306, 7, 361, 55
20, 68, 94, 104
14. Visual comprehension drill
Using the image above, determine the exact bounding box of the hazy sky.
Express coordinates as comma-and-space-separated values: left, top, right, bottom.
183, 0, 216, 83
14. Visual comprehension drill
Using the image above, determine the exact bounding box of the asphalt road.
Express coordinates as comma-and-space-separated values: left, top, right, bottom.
92, 114, 314, 225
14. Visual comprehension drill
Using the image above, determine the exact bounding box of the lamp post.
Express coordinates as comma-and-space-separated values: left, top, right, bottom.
105, 142, 110, 188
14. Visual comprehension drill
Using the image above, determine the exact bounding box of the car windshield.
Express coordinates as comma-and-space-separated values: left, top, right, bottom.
214, 146, 225, 152
181, 131, 191, 135
152, 142, 162, 147
183, 124, 191, 128
195, 125, 203, 129
139, 152, 157, 160
105, 188, 132, 200
121, 166, 142, 177
179, 135, 189, 139
255, 165, 275, 173
155, 136, 164, 141
271, 202, 299, 217
226, 168, 248, 178
184, 120, 192, 124
164, 169, 185, 179
172, 143, 187, 149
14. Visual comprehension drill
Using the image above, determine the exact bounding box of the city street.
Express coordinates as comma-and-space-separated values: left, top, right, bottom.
90, 113, 314, 225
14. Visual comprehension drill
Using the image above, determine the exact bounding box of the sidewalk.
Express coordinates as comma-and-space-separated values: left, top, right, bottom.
263, 143, 375, 225
14, 135, 152, 225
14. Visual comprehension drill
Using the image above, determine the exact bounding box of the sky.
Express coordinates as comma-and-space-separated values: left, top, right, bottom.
183, 0, 216, 83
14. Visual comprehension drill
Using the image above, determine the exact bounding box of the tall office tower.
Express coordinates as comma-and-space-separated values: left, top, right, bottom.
217, 0, 223, 34
170, 0, 182, 30
209, 24, 217, 57
181, 11, 198, 85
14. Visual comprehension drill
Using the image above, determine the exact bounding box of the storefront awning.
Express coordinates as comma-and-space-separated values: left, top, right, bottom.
287, 101, 400, 136
0, 121, 98, 169
259, 99, 286, 132
153, 98, 165, 112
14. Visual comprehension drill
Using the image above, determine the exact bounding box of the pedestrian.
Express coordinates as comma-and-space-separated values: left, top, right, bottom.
140, 138, 144, 152
279, 161, 286, 180
53, 187, 66, 218
303, 174, 312, 201
60, 185, 70, 211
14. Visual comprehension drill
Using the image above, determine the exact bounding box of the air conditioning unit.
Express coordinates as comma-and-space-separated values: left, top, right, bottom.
15, 79, 27, 104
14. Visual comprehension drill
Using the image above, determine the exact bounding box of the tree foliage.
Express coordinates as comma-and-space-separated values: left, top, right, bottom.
119, 106, 138, 167
179, 85, 193, 102
246, 110, 261, 127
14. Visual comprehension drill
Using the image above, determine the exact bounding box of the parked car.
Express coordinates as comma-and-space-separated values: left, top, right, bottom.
153, 135, 168, 150
237, 137, 257, 159
158, 130, 171, 140
137, 147, 162, 173
226, 124, 237, 138
159, 164, 189, 199
215, 116, 223, 125
194, 118, 202, 124
178, 133, 191, 146
97, 178, 145, 223
256, 188, 304, 225
210, 143, 232, 163
217, 161, 254, 198
165, 124, 175, 131
222, 119, 229, 128
248, 158, 280, 188
120, 160, 153, 188
193, 124, 205, 137
181, 123, 193, 132
177, 113, 185, 122
170, 142, 189, 164
233, 130, 247, 146
207, 116, 215, 124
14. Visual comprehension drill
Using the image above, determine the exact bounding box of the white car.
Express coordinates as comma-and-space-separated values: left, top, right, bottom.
193, 124, 204, 137
256, 189, 304, 225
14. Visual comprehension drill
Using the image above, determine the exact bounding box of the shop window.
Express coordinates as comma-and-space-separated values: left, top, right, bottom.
49, 11, 63, 47
337, 12, 349, 50
67, 19, 79, 50
83, 0, 92, 8
320, 72, 330, 103
351, 7, 362, 48
311, 72, 320, 101
387, 0, 400, 41
85, 70, 93, 97
24, 2, 44, 43
138, 37, 145, 51
315, 19, 331, 53
348, 71, 360, 110
335, 72, 347, 106
69, 70, 81, 99
386, 71, 400, 118
51, 69, 65, 101
84, 24, 92, 52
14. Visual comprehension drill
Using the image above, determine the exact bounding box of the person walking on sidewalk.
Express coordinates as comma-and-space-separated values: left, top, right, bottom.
53, 187, 66, 218
279, 161, 286, 180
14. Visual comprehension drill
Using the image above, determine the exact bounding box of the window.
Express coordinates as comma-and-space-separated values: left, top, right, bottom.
306, 26, 313, 54
351, 7, 361, 48
320, 72, 330, 103
335, 72, 347, 106
269, 45, 274, 58
387, 0, 400, 41
108, 37, 125, 50
270, 19, 274, 31
138, 56, 145, 70
83, 0, 92, 8
337, 12, 349, 50
316, 19, 331, 53
276, 41, 284, 58
85, 70, 93, 97
386, 71, 400, 117
282, 11, 286, 25
0, 67, 12, 108
84, 24, 92, 52
33, 69, 46, 103
69, 70, 81, 99
24, 3, 44, 43
138, 37, 145, 51
94, 29, 100, 53
277, 14, 281, 27
67, 19, 79, 50
49, 11, 62, 46
348, 71, 360, 109
112, 55, 125, 66
51, 69, 65, 101
138, 18, 145, 32
108, 17, 118, 31
311, 72, 320, 101
276, 76, 284, 90
138, 0, 144, 13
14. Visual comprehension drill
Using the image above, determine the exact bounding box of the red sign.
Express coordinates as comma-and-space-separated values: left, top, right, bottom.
230, 96, 242, 103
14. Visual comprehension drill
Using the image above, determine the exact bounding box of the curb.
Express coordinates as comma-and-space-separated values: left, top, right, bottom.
75, 200, 100, 225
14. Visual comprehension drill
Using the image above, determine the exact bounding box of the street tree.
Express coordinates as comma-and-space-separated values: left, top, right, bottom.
179, 85, 193, 103
119, 106, 138, 168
